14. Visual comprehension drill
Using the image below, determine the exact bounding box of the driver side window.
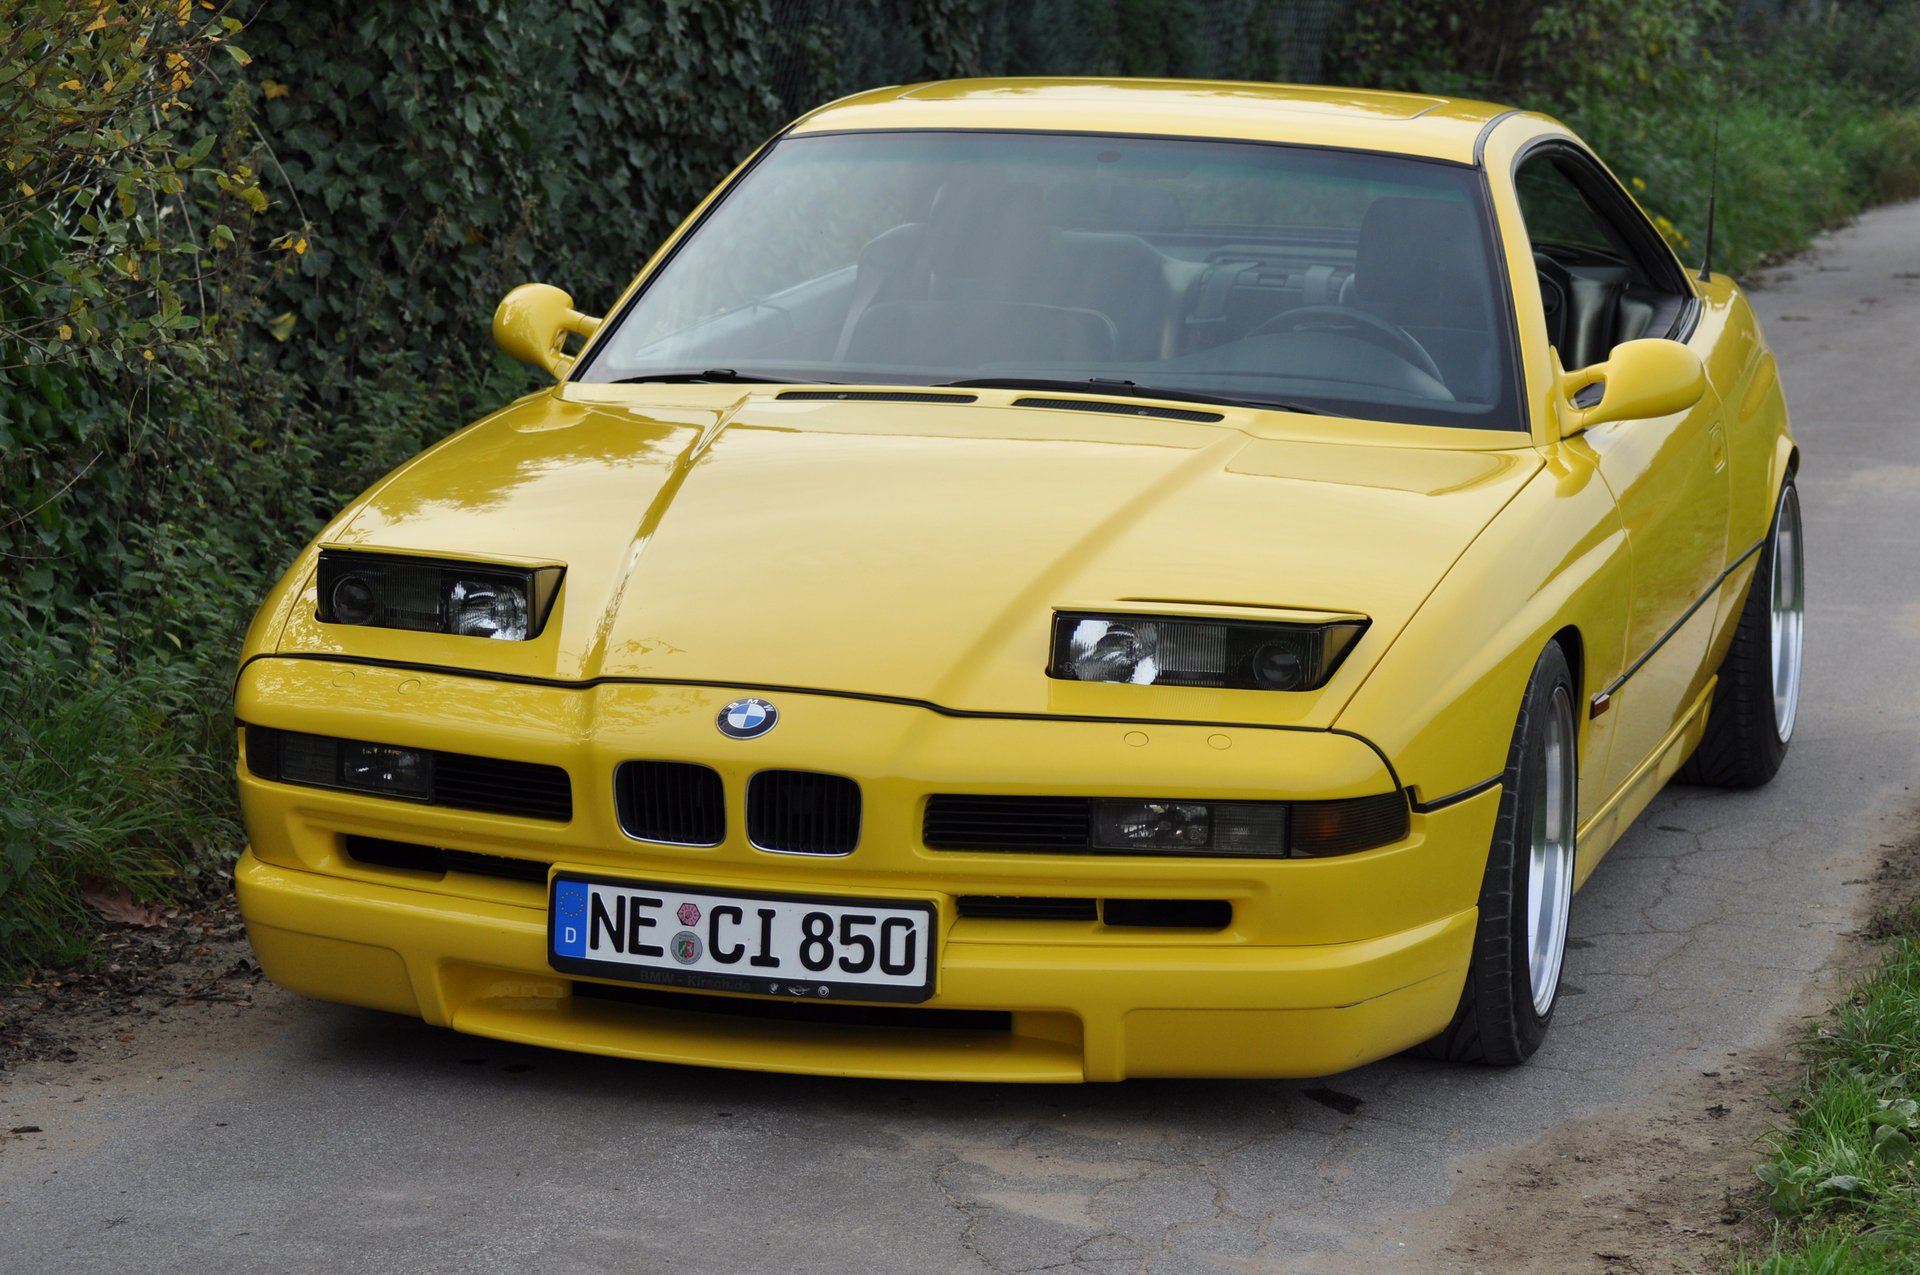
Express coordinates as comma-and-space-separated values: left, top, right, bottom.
1514, 152, 1678, 371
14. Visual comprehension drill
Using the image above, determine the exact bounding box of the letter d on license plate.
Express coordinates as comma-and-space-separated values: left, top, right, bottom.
548, 874, 936, 1003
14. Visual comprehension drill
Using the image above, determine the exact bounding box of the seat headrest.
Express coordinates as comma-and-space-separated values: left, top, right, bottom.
1353, 197, 1492, 328
925, 180, 1058, 296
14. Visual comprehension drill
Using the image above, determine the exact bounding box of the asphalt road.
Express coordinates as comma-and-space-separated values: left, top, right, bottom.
6, 201, 1919, 1275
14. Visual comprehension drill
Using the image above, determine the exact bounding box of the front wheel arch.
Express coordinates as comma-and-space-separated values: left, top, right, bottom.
1416, 638, 1579, 1065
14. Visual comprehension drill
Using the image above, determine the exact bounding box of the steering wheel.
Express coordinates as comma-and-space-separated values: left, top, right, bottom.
1250, 304, 1445, 385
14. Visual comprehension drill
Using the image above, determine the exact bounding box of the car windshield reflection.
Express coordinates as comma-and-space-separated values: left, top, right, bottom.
575, 131, 1522, 430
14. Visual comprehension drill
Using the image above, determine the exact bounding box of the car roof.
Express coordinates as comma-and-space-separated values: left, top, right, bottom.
788, 79, 1524, 166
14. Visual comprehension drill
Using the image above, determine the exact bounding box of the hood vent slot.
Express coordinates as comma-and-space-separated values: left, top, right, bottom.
1012, 396, 1223, 423
775, 390, 977, 404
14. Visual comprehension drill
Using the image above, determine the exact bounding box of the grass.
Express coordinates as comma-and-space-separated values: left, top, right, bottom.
1571, 90, 1920, 283
1736, 904, 1920, 1273
0, 643, 239, 976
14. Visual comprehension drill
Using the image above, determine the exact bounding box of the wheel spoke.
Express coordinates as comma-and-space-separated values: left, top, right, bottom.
1769, 485, 1805, 743
1527, 684, 1577, 1016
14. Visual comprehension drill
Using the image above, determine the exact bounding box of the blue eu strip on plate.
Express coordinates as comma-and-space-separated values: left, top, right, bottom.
552, 878, 589, 959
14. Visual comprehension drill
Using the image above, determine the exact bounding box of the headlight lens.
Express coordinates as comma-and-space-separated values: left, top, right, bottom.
1064, 618, 1162, 684
448, 578, 531, 640
317, 551, 562, 640
1050, 612, 1366, 691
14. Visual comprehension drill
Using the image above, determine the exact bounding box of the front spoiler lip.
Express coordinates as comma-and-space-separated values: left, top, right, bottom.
235, 848, 1478, 1081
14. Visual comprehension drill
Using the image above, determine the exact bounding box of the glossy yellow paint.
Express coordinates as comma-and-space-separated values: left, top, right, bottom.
491, 282, 601, 380
233, 80, 1796, 1080
788, 78, 1507, 160
1555, 339, 1708, 437
284, 394, 1539, 727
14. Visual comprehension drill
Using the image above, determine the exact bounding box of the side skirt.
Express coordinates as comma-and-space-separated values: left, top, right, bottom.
1572, 677, 1717, 890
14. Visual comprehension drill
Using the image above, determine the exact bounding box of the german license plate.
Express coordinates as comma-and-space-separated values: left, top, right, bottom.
548, 874, 936, 1003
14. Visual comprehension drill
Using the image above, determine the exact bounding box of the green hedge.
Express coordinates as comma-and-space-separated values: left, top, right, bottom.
1329, 0, 1920, 276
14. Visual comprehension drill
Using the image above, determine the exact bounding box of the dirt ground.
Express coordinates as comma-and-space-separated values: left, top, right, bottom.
0, 881, 265, 1078
1363, 825, 1920, 1275
4, 834, 1915, 1271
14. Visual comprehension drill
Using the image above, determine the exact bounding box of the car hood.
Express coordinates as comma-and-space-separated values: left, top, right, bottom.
291, 391, 1540, 729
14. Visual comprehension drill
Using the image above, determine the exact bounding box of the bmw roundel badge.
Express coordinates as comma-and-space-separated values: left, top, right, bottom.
717, 697, 778, 739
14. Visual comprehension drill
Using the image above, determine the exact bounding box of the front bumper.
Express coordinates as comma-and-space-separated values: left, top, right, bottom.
234, 657, 1497, 1080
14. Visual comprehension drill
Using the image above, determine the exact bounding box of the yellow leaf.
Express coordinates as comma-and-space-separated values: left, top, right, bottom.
85, 15, 106, 31
17, 182, 33, 197
178, 0, 191, 23
265, 311, 296, 342
60, 79, 83, 91
57, 324, 73, 341
262, 79, 291, 100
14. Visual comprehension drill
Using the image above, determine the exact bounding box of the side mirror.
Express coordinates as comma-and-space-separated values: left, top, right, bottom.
1555, 338, 1707, 437
493, 283, 602, 380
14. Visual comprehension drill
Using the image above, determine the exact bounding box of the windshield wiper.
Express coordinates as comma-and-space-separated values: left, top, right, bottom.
609, 369, 829, 386
936, 377, 1325, 416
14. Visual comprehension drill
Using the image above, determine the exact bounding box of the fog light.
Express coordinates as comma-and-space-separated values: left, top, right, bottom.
1094, 800, 1210, 849
339, 742, 432, 798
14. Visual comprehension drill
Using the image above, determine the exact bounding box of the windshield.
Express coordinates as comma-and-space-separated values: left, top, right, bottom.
575, 131, 1521, 430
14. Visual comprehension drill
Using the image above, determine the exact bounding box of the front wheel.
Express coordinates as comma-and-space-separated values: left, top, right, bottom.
1419, 642, 1578, 1065
1678, 476, 1804, 788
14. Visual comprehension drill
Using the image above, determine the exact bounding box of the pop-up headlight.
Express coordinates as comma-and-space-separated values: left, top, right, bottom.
316, 550, 563, 640
1049, 612, 1366, 691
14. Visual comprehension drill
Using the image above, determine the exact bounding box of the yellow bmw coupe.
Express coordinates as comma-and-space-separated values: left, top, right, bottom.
233, 79, 1801, 1081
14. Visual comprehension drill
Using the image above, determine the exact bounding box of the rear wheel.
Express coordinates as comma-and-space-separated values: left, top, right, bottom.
1419, 642, 1577, 1065
1678, 476, 1803, 788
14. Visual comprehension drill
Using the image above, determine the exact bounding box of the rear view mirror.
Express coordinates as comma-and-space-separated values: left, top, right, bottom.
1556, 338, 1707, 436
493, 283, 602, 380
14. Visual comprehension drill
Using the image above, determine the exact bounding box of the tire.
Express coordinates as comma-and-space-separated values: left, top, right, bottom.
1418, 643, 1578, 1065
1677, 476, 1804, 789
